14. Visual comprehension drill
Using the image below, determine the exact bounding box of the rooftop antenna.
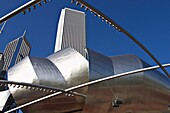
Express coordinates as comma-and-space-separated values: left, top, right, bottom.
22, 30, 27, 38
0, 21, 7, 34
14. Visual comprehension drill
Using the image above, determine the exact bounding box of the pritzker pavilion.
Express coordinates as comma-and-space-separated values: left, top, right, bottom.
0, 1, 170, 113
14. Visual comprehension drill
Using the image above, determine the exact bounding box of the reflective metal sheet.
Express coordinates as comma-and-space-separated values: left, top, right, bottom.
8, 56, 42, 105
82, 82, 113, 113
82, 49, 114, 112
8, 48, 89, 113
30, 57, 68, 89
7, 50, 170, 113
83, 53, 170, 113
22, 94, 85, 113
108, 55, 170, 113
0, 90, 10, 111
87, 48, 114, 81
48, 47, 89, 87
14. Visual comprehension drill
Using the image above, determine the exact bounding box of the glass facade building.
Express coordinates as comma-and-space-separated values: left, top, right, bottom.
55, 8, 86, 57
3, 35, 31, 71
0, 52, 4, 76
0, 35, 31, 112
0, 52, 5, 91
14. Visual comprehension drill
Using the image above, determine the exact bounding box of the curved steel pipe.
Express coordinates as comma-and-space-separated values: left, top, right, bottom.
74, 0, 170, 78
0, 79, 86, 98
0, 0, 41, 24
1, 0, 168, 77
4, 63, 170, 113
0, 79, 63, 93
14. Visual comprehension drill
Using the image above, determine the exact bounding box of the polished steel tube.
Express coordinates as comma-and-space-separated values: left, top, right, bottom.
5, 63, 170, 113
0, 0, 41, 24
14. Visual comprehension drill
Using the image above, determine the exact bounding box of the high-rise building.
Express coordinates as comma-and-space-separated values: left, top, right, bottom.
0, 52, 4, 75
0, 34, 31, 112
3, 35, 31, 71
0, 7, 170, 113
55, 8, 86, 57
0, 52, 5, 84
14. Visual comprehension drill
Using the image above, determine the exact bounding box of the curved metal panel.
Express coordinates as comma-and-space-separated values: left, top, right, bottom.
108, 55, 170, 113
8, 56, 42, 106
48, 47, 89, 87
7, 50, 170, 113
30, 57, 68, 89
82, 81, 113, 113
82, 49, 114, 112
111, 54, 143, 74
8, 50, 88, 113
0, 90, 10, 111
8, 56, 38, 85
87, 49, 114, 81
83, 53, 170, 113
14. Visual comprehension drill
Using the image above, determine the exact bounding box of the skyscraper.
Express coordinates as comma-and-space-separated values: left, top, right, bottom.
0, 52, 4, 75
55, 8, 86, 57
0, 34, 31, 112
0, 52, 4, 82
3, 34, 31, 71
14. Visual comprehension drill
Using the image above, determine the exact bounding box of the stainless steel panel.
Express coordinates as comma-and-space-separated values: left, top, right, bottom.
48, 48, 89, 112
82, 49, 114, 112
111, 54, 143, 74
8, 48, 89, 113
109, 55, 170, 113
0, 90, 10, 111
30, 57, 68, 89
8, 56, 41, 105
82, 53, 170, 113
48, 47, 89, 88
87, 49, 114, 81
82, 82, 113, 113
7, 49, 170, 113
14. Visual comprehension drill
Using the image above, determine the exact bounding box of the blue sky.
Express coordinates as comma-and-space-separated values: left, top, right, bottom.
0, 0, 170, 73
0, 1, 170, 112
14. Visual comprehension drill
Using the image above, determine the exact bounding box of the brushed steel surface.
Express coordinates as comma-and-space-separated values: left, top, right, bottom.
6, 48, 170, 113
82, 82, 113, 113
30, 57, 68, 88
82, 49, 114, 113
8, 48, 89, 113
81, 53, 170, 113
0, 90, 10, 111
48, 47, 89, 87
8, 56, 44, 105
98, 54, 170, 113
87, 49, 114, 81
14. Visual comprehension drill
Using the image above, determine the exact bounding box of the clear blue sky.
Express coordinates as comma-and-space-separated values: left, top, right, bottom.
0, 1, 170, 72
0, 1, 170, 112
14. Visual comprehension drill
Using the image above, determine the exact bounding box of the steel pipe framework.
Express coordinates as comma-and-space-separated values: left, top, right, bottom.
70, 0, 170, 78
0, 0, 169, 78
4, 63, 170, 113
